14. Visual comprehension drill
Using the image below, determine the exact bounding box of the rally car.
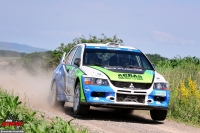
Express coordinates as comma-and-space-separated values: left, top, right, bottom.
50, 42, 170, 121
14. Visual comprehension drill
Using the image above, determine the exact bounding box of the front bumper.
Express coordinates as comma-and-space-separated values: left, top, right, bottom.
81, 102, 169, 110
82, 85, 170, 109
81, 77, 170, 110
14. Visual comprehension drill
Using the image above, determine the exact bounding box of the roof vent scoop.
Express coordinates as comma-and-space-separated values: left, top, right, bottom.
106, 42, 123, 47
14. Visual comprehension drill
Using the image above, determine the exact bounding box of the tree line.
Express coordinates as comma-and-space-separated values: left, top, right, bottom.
3, 34, 200, 73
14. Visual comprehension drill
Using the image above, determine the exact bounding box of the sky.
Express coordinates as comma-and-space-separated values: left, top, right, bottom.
0, 0, 200, 59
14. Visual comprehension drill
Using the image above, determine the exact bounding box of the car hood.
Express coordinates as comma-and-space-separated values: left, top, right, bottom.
80, 66, 156, 83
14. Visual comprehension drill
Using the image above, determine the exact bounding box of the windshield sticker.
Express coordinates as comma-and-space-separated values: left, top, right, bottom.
104, 67, 143, 71
146, 70, 154, 74
118, 74, 143, 80
107, 47, 121, 50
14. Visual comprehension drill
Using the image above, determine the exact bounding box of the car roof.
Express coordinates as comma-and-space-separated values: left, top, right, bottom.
76, 42, 139, 50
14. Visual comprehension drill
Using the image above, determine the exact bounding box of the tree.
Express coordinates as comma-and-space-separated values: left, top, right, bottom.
146, 53, 168, 63
49, 34, 123, 68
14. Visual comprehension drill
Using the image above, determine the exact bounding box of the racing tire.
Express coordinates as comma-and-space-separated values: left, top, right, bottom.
73, 83, 90, 115
50, 81, 65, 108
150, 110, 167, 121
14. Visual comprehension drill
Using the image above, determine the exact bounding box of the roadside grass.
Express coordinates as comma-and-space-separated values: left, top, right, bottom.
157, 65, 200, 127
0, 87, 88, 133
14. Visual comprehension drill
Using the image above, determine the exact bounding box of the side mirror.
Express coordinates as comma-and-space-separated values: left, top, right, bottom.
152, 64, 156, 70
74, 58, 81, 67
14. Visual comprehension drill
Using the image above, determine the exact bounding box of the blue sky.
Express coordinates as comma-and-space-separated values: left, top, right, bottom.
0, 0, 200, 59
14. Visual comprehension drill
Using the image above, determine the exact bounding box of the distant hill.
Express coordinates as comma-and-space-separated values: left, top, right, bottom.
0, 41, 49, 53
0, 50, 22, 57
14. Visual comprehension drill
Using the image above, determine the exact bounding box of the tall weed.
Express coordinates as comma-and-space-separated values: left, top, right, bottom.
157, 64, 200, 125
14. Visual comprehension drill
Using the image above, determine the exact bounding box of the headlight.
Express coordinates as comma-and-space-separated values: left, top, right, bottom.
153, 83, 169, 90
96, 79, 103, 85
84, 77, 109, 86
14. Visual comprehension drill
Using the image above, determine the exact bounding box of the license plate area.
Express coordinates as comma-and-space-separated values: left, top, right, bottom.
116, 93, 145, 103
154, 91, 166, 96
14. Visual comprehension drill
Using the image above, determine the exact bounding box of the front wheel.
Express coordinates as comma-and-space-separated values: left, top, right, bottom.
150, 110, 168, 121
73, 83, 90, 115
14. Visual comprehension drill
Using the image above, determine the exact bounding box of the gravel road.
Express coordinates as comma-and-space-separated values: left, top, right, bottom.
1, 67, 200, 133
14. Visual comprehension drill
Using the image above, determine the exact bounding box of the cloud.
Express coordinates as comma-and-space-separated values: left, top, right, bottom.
151, 31, 196, 45
38, 30, 82, 37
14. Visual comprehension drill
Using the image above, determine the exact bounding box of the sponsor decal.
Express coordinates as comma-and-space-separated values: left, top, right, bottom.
161, 102, 167, 106
91, 66, 154, 83
156, 77, 163, 81
107, 47, 121, 50
104, 67, 143, 71
84, 86, 90, 92
156, 101, 161, 105
118, 74, 143, 80
154, 91, 166, 96
128, 49, 133, 51
93, 97, 99, 100
146, 70, 154, 74
93, 72, 103, 77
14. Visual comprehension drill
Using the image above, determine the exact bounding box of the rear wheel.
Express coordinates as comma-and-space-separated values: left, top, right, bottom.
150, 110, 168, 121
51, 81, 65, 108
73, 83, 90, 115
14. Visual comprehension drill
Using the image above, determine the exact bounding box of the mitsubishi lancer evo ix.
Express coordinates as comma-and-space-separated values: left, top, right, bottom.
50, 42, 170, 121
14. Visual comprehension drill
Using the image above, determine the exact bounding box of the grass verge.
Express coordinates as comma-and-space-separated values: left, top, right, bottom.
0, 87, 88, 133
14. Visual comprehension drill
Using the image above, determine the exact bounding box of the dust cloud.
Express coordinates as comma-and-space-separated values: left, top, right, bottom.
0, 63, 53, 109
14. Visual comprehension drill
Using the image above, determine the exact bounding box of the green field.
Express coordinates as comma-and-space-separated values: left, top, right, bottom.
155, 58, 200, 126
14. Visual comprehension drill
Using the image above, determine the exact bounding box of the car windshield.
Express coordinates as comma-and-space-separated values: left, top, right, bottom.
83, 48, 154, 70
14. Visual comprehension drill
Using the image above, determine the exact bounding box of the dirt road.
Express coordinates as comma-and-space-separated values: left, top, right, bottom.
1, 67, 200, 133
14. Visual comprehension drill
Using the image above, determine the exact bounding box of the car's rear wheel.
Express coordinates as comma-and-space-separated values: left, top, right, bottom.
51, 81, 65, 108
150, 110, 168, 121
73, 83, 90, 115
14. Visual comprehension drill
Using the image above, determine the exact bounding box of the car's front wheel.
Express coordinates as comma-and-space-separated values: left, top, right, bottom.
150, 110, 168, 121
73, 83, 90, 115
50, 81, 65, 108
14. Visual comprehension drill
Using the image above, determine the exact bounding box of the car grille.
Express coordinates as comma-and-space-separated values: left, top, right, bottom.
116, 93, 145, 103
111, 81, 152, 89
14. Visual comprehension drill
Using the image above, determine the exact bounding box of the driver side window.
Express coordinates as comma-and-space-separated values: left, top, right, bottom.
72, 46, 82, 65
65, 47, 77, 65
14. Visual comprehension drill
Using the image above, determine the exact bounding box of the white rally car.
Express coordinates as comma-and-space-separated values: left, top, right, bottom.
50, 42, 170, 121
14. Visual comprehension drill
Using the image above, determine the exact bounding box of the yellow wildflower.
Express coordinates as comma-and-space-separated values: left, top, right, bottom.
188, 78, 197, 96
180, 80, 189, 103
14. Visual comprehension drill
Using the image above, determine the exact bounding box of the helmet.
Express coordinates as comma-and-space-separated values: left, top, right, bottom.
118, 54, 129, 61
87, 53, 98, 59
86, 53, 98, 64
